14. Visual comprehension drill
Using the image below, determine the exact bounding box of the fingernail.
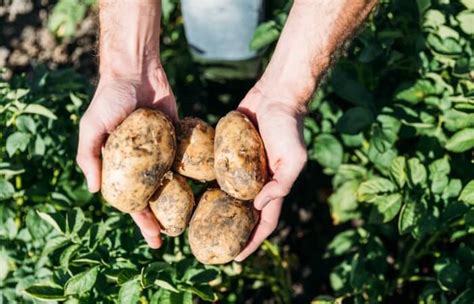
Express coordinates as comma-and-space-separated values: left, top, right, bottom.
234, 255, 244, 262
146, 237, 162, 249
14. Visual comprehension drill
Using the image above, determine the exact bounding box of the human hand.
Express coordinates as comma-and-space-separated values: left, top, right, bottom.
76, 66, 177, 249
234, 86, 307, 261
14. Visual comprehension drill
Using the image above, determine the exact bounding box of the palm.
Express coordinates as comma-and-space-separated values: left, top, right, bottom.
235, 88, 307, 261
77, 68, 177, 249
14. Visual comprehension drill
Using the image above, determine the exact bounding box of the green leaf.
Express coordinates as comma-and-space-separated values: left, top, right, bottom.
182, 285, 217, 302
429, 158, 450, 176
66, 207, 85, 235
158, 290, 193, 304
357, 177, 396, 202
326, 230, 359, 257
445, 128, 474, 153
47, 0, 88, 38
390, 156, 407, 188
443, 179, 463, 199
423, 9, 445, 28
398, 199, 417, 234
0, 179, 15, 200
431, 174, 449, 194
328, 181, 359, 224
330, 66, 374, 107
336, 107, 374, 135
312, 295, 337, 304
250, 21, 280, 50
24, 284, 66, 301
187, 268, 219, 284
395, 80, 434, 104
369, 193, 403, 224
34, 135, 46, 156
155, 274, 179, 293
64, 266, 99, 295
312, 134, 343, 170
434, 258, 465, 291
37, 211, 66, 234
427, 34, 463, 55
117, 268, 140, 285
407, 158, 427, 187
444, 109, 474, 132
6, 132, 30, 157
417, 0, 431, 13
60, 244, 80, 269
118, 279, 141, 304
452, 288, 474, 304
16, 116, 36, 133
459, 181, 474, 205
460, 0, 474, 9
23, 104, 57, 119
457, 11, 474, 35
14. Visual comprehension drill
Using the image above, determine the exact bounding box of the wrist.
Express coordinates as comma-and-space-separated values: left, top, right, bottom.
239, 84, 307, 117
99, 53, 162, 81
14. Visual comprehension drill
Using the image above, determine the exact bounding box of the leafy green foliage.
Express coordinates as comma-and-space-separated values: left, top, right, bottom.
302, 0, 474, 302
0, 64, 290, 302
3, 0, 474, 302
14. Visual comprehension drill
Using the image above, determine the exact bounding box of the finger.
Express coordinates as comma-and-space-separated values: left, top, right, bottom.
254, 150, 307, 210
234, 198, 283, 262
130, 208, 162, 249
76, 115, 106, 193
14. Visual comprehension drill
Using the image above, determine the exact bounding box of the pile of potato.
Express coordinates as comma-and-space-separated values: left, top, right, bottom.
101, 108, 268, 264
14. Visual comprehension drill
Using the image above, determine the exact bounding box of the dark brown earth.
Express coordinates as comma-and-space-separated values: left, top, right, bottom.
0, 0, 98, 80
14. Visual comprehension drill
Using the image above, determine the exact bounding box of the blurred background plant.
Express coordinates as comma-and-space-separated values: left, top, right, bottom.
0, 0, 473, 303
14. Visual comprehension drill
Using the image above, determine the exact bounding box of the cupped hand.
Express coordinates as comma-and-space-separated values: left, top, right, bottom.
76, 66, 177, 249
234, 86, 307, 261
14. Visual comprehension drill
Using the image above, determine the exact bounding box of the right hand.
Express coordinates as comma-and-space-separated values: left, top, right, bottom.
76, 66, 177, 249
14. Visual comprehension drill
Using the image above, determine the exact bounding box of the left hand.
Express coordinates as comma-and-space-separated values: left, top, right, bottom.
234, 86, 307, 261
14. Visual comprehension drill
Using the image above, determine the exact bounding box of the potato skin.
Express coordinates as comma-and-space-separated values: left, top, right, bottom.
173, 117, 216, 181
101, 109, 176, 213
188, 189, 258, 264
149, 172, 195, 236
214, 111, 268, 200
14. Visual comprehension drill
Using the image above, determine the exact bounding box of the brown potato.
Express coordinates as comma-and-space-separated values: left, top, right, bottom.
149, 172, 194, 236
214, 111, 268, 200
188, 188, 258, 264
173, 117, 216, 181
101, 108, 176, 213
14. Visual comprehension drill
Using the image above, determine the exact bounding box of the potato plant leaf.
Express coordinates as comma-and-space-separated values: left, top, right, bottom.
118, 279, 141, 304
24, 284, 66, 301
64, 266, 99, 295
459, 180, 474, 205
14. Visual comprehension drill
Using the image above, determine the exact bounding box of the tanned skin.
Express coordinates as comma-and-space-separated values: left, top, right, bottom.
76, 0, 378, 259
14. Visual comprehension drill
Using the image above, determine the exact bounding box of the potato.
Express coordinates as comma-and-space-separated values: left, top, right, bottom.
149, 172, 194, 236
188, 188, 258, 264
214, 111, 268, 200
101, 108, 176, 213
173, 117, 216, 181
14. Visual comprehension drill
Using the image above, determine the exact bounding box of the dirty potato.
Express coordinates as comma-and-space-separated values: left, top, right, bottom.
214, 111, 268, 200
149, 172, 194, 236
173, 117, 216, 181
101, 108, 176, 213
188, 188, 258, 264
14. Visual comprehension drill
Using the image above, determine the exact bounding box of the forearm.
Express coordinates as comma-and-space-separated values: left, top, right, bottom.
99, 0, 162, 79
257, 0, 378, 111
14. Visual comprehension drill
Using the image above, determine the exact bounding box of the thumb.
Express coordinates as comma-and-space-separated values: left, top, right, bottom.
76, 115, 106, 193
